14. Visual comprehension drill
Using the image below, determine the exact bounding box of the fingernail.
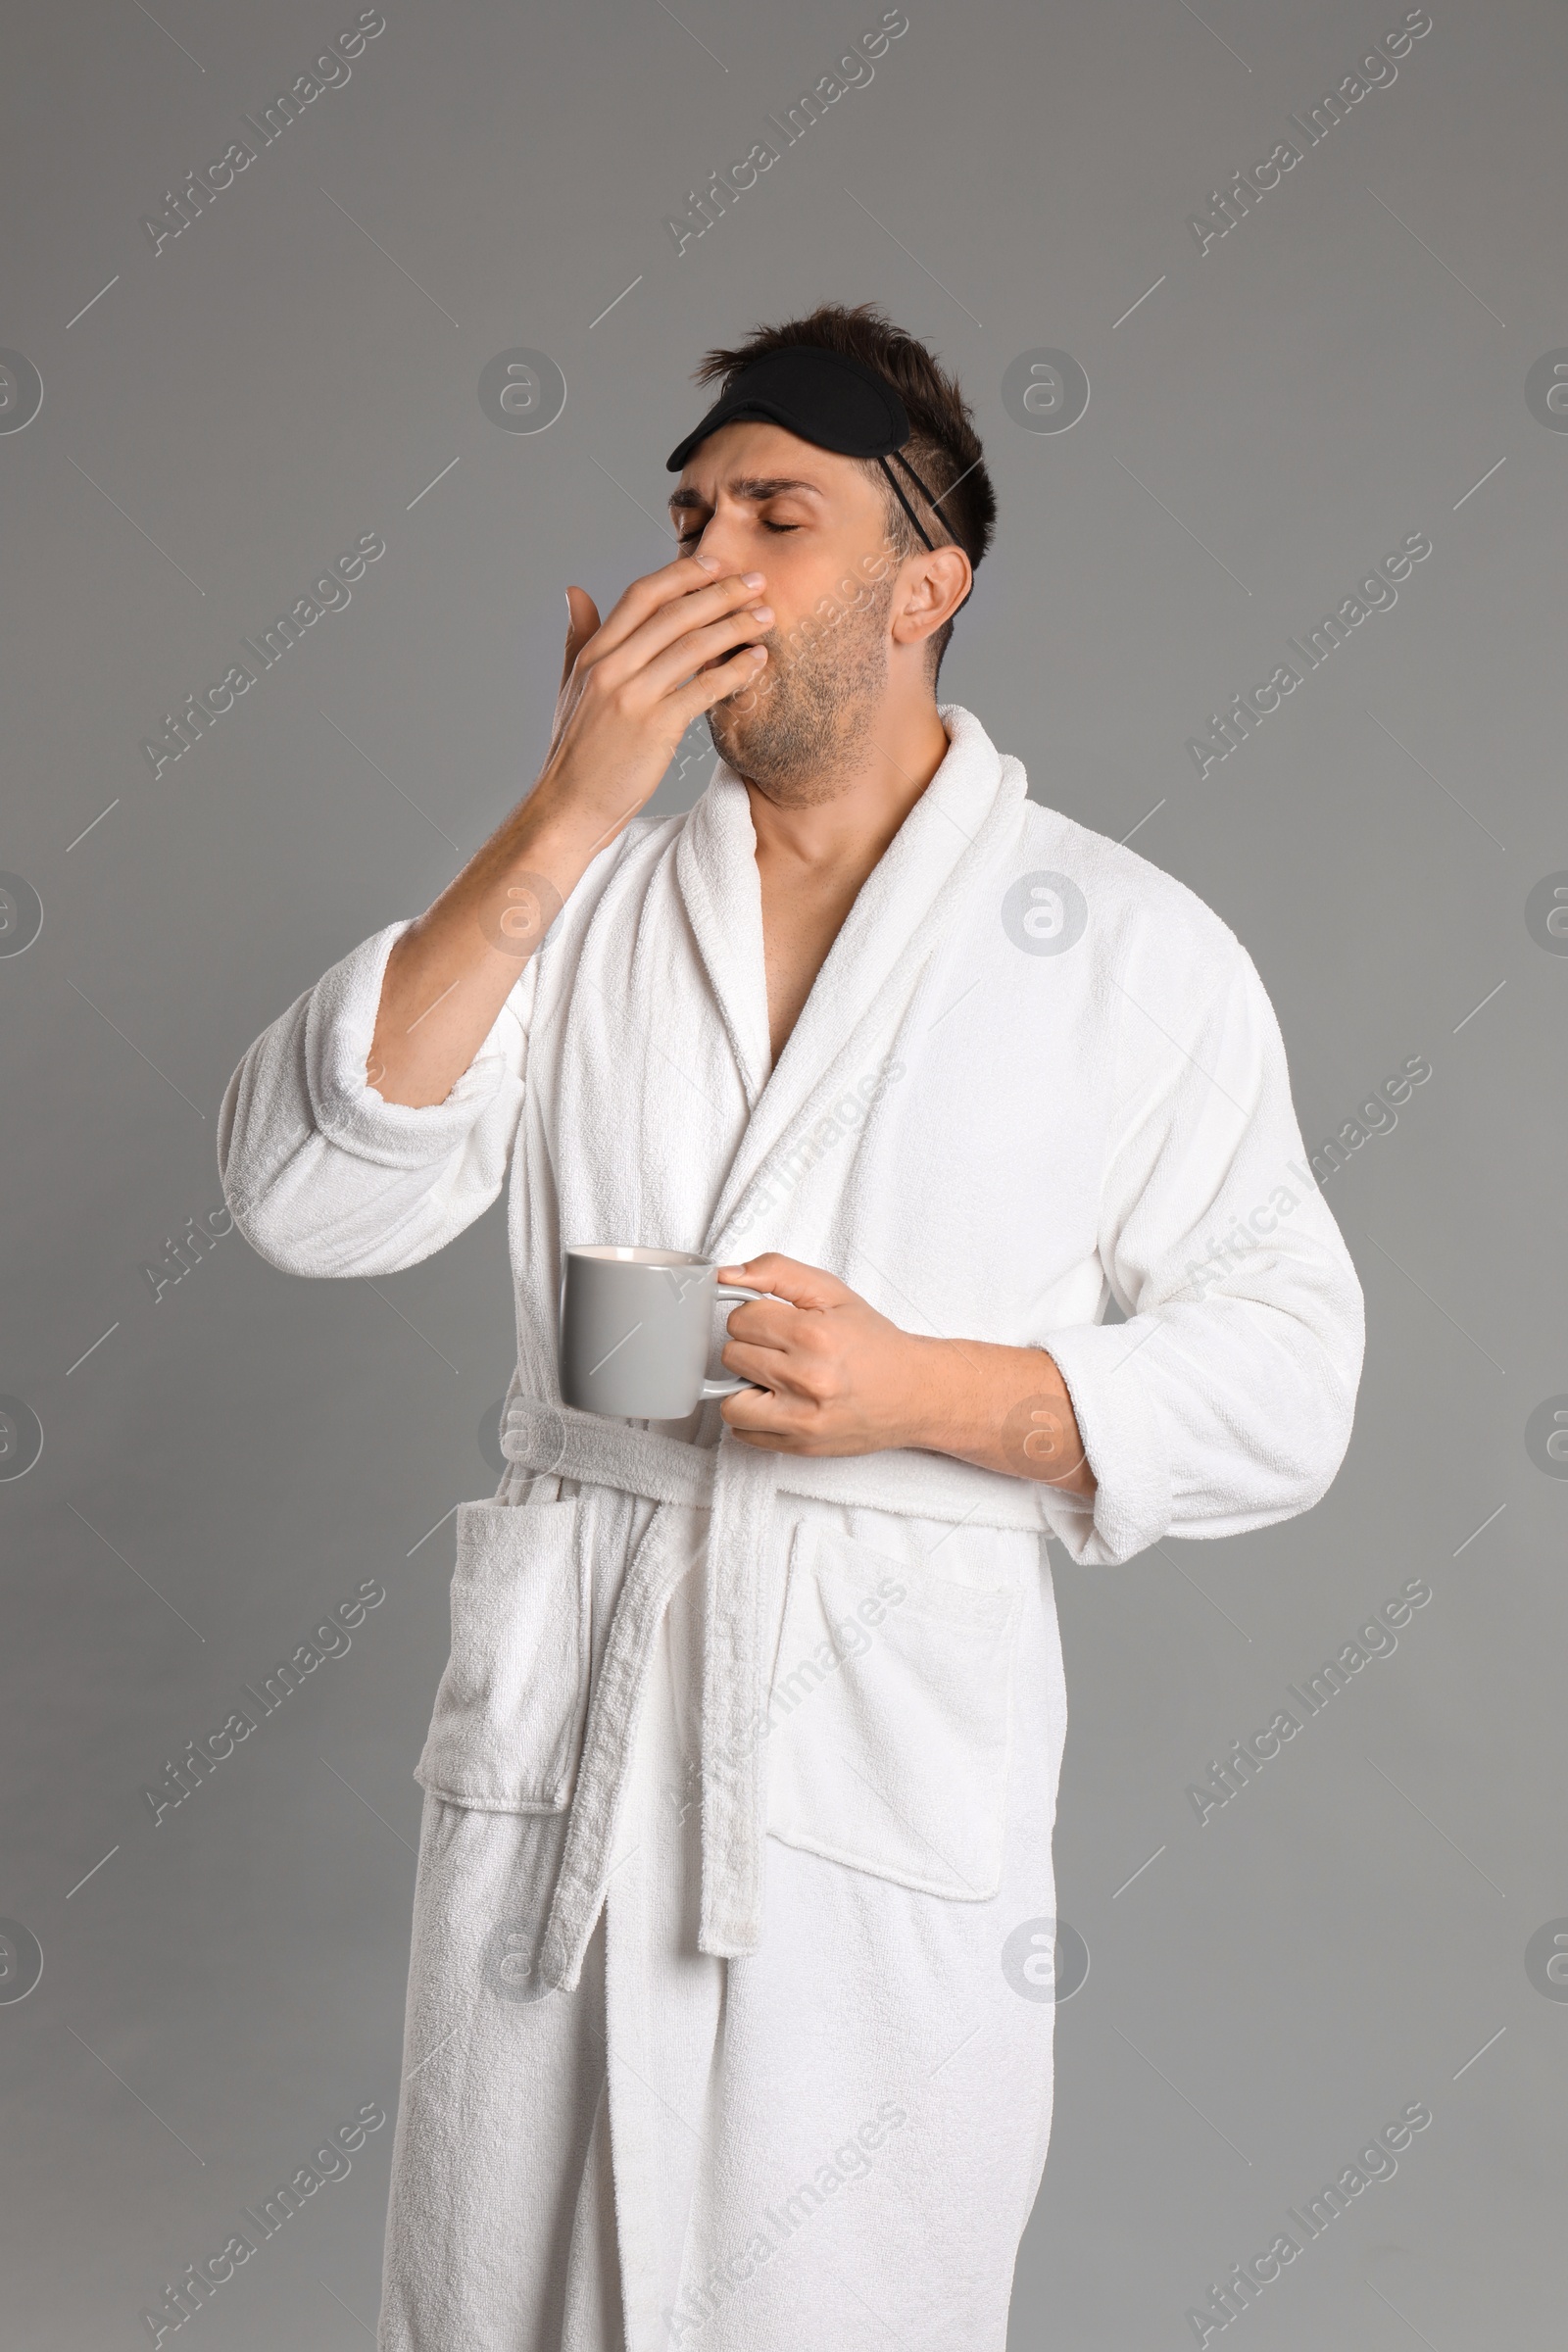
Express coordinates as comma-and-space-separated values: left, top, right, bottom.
741, 570, 765, 588
693, 553, 719, 570
750, 605, 773, 623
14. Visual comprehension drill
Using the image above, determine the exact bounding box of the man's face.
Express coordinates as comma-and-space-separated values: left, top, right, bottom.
667, 418, 905, 804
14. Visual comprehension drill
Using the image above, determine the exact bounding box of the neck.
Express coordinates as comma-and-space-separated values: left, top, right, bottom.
741, 695, 951, 878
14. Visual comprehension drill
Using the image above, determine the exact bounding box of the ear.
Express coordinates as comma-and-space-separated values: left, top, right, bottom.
889, 543, 972, 655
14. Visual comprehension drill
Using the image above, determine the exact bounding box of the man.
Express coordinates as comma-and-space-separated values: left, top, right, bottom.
219, 302, 1364, 2350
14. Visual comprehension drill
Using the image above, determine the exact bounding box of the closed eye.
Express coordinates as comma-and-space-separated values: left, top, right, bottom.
674, 517, 803, 543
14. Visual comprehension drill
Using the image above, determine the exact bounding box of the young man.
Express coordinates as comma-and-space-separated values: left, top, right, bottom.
219, 303, 1363, 2350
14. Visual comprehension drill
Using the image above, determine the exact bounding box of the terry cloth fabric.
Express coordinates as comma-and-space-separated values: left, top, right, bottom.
218, 702, 1363, 2348
492, 1395, 1053, 1993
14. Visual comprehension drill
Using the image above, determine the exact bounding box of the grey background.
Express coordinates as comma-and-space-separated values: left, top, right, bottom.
2, 0, 1563, 2342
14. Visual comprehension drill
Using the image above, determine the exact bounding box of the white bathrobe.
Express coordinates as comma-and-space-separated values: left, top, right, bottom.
218, 702, 1363, 2351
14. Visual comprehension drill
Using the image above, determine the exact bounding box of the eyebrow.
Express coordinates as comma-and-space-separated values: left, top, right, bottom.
667, 475, 827, 513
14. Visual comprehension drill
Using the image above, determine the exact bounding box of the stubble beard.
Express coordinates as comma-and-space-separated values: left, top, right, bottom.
704, 573, 896, 809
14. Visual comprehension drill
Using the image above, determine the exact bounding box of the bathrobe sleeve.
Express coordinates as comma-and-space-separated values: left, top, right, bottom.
1039, 925, 1365, 1567
217, 919, 533, 1277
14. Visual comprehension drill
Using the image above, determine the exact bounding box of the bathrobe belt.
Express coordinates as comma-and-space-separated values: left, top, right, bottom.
500, 1395, 1054, 1994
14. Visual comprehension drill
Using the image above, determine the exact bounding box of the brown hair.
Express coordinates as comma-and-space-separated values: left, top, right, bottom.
692, 300, 995, 683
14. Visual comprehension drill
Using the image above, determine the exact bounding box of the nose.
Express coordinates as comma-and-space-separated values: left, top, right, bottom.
694, 523, 740, 570
684, 499, 752, 573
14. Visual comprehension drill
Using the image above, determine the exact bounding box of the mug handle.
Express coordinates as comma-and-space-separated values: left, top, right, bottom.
702, 1285, 769, 1397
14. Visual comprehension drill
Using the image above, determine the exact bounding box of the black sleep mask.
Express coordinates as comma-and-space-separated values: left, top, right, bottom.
664, 343, 965, 567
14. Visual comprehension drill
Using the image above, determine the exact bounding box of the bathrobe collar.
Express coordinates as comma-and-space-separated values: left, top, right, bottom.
674, 702, 1026, 1246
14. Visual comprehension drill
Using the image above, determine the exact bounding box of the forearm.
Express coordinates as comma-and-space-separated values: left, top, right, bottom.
370, 554, 773, 1107
368, 786, 617, 1108
901, 1334, 1098, 1498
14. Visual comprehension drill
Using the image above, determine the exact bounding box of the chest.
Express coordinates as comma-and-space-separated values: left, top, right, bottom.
529, 866, 1118, 1297
757, 852, 871, 1067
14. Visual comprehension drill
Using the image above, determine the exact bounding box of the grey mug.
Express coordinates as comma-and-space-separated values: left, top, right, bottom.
559, 1246, 767, 1420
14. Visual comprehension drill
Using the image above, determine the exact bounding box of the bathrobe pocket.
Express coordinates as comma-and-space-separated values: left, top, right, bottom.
414, 1497, 591, 1812
764, 1524, 1022, 1899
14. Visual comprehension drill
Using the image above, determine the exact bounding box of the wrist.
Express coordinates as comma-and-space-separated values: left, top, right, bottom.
896, 1333, 970, 1453
505, 777, 622, 874
523, 734, 665, 860
465, 783, 626, 949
